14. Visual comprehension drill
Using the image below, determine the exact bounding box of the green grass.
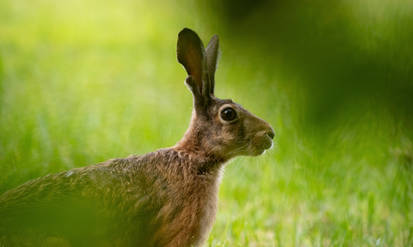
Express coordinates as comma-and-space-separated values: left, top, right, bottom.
1, 0, 412, 246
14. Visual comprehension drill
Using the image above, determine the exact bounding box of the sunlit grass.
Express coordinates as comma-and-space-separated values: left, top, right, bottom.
0, 0, 412, 246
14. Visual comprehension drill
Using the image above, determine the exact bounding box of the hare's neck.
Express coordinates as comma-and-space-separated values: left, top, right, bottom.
174, 138, 226, 163
173, 113, 229, 172
175, 130, 202, 154
174, 131, 227, 172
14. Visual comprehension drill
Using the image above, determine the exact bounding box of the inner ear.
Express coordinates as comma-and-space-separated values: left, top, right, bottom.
177, 28, 206, 98
177, 28, 213, 114
205, 35, 219, 96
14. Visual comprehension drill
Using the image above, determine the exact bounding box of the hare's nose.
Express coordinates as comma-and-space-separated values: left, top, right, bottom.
266, 129, 275, 140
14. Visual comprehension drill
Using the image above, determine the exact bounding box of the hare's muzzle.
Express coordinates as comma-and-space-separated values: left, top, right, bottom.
261, 128, 275, 150
266, 129, 275, 140
249, 125, 275, 156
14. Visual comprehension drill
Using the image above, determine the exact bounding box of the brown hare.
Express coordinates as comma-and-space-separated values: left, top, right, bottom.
0, 28, 274, 247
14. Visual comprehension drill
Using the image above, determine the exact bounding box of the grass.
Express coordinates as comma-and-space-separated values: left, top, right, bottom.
1, 0, 412, 246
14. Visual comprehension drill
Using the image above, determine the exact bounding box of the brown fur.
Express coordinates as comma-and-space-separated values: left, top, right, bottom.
0, 28, 274, 247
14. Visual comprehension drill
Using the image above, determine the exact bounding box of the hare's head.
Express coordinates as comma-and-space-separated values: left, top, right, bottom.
176, 28, 274, 161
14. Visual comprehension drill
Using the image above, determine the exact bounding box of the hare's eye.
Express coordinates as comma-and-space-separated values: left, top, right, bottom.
220, 107, 237, 121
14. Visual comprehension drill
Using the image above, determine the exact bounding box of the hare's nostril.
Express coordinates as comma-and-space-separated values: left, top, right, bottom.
266, 130, 275, 140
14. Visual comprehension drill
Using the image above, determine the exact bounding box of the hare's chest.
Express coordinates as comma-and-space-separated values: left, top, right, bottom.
195, 183, 219, 245
186, 173, 222, 246
153, 173, 222, 247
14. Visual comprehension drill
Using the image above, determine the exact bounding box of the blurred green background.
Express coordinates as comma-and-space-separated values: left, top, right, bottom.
1, 0, 412, 246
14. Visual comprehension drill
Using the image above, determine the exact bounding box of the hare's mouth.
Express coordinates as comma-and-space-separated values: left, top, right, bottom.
263, 135, 273, 150
249, 133, 273, 156
260, 134, 273, 151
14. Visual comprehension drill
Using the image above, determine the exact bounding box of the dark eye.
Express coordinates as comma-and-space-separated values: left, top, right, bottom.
220, 107, 237, 121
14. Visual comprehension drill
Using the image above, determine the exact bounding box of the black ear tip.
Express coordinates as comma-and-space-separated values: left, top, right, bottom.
179, 28, 197, 38
177, 28, 204, 52
181, 27, 193, 32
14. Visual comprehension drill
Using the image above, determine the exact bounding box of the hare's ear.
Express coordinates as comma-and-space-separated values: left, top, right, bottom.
205, 35, 219, 95
177, 28, 210, 112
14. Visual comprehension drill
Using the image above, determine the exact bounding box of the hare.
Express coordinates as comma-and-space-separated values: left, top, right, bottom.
0, 28, 274, 247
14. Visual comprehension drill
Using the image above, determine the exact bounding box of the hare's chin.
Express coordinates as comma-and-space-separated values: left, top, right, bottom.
250, 146, 268, 156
